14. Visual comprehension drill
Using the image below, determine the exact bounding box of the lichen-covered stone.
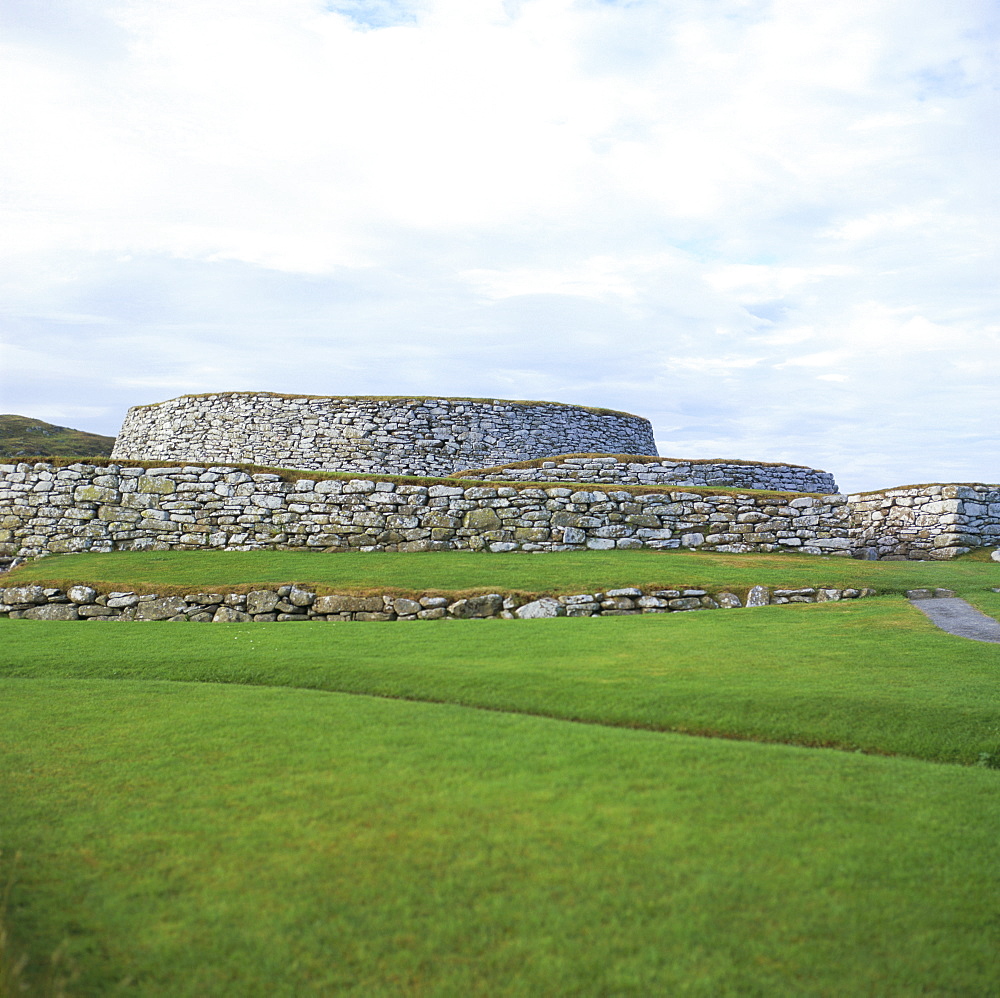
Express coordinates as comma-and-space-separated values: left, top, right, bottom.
449, 595, 503, 618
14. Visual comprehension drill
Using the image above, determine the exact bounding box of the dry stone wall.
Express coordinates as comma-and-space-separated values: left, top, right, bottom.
0, 462, 853, 559
849, 484, 1000, 560
0, 583, 874, 622
456, 454, 838, 493
112, 394, 657, 478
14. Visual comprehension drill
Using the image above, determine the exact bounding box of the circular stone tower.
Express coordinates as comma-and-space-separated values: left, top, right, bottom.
111, 392, 658, 477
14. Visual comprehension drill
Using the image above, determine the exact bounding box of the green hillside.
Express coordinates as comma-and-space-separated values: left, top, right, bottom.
0, 413, 115, 459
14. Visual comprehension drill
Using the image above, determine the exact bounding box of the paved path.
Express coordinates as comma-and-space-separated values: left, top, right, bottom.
908, 595, 1000, 643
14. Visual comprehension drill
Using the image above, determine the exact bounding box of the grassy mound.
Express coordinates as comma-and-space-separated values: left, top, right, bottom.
0, 415, 114, 460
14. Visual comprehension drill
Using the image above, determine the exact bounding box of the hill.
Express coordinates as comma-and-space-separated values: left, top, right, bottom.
0, 413, 115, 459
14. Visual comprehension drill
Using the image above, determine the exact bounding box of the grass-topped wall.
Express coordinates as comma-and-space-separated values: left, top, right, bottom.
111, 392, 658, 477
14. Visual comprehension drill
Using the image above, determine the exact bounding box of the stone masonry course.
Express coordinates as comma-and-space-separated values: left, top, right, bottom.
112, 393, 658, 478
0, 462, 853, 560
0, 583, 875, 622
455, 454, 838, 493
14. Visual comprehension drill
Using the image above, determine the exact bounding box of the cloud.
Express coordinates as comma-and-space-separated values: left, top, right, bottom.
0, 0, 997, 492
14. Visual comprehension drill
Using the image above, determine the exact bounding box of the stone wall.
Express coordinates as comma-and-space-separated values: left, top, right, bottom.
849, 484, 1000, 560
0, 583, 874, 622
112, 394, 657, 478
0, 462, 853, 559
456, 454, 838, 493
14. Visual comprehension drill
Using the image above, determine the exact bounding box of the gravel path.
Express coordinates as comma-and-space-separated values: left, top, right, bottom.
908, 595, 1000, 643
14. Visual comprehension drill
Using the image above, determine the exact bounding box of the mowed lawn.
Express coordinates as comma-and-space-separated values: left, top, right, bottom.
2, 550, 999, 995
6, 546, 1000, 597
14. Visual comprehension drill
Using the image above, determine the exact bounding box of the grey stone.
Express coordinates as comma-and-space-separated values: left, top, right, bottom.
449, 594, 503, 618
667, 598, 702, 611
212, 607, 252, 622
417, 607, 447, 619
288, 586, 315, 607
746, 585, 770, 607
106, 593, 139, 608
22, 603, 79, 620
392, 598, 422, 616
3, 586, 47, 605
514, 598, 565, 619
313, 595, 384, 614
135, 597, 188, 621
246, 590, 279, 614
715, 592, 742, 608
67, 585, 98, 604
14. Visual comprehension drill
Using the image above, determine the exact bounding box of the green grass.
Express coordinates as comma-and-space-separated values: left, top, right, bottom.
2, 679, 998, 997
3, 551, 999, 994
0, 415, 114, 461
6, 547, 1000, 598
2, 600, 999, 765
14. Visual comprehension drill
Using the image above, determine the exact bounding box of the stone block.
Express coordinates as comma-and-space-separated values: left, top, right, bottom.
449, 594, 503, 618
23, 604, 79, 620
313, 594, 384, 614
392, 598, 422, 616
135, 597, 189, 621
213, 607, 253, 622
514, 598, 565, 619
464, 507, 502, 531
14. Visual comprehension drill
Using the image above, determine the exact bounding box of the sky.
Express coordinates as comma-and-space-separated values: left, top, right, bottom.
1, 0, 997, 493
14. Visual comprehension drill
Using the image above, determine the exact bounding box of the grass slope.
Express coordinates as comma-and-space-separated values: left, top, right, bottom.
3, 551, 999, 995
6, 547, 1000, 597
0, 415, 115, 460
2, 679, 998, 997
3, 601, 999, 765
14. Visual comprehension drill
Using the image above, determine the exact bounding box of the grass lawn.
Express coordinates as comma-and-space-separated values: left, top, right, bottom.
5, 547, 1000, 597
1, 550, 999, 995
2, 600, 999, 765
2, 680, 998, 997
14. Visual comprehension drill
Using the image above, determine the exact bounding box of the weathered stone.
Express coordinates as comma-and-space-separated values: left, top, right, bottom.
715, 592, 742, 608
246, 590, 279, 614
417, 607, 447, 619
449, 594, 503, 618
392, 598, 422, 616
746, 585, 770, 607
106, 593, 139, 608
463, 507, 502, 531
23, 603, 79, 620
135, 596, 188, 621
514, 598, 565, 619
313, 594, 384, 614
288, 586, 315, 607
78, 605, 115, 617
601, 596, 636, 610
67, 585, 98, 604
667, 598, 702, 611
185, 593, 226, 605
2, 586, 47, 605
212, 607, 252, 622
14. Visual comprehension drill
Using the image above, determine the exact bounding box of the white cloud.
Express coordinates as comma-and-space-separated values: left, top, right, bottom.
0, 0, 997, 493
